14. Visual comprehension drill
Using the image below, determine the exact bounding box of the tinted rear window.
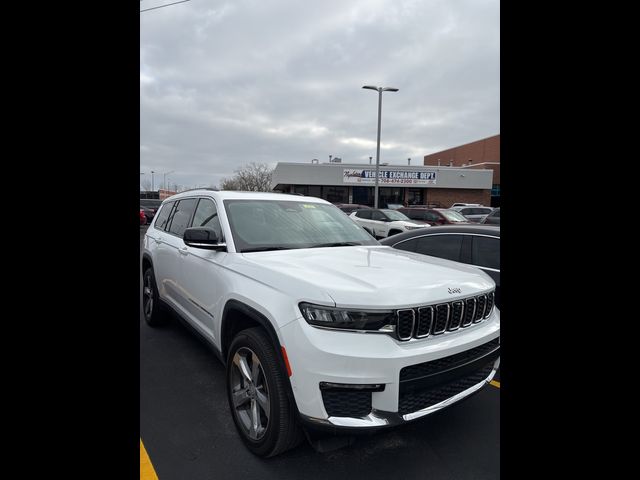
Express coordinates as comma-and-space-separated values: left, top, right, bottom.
167, 198, 198, 236
415, 235, 464, 262
153, 202, 173, 231
472, 236, 500, 270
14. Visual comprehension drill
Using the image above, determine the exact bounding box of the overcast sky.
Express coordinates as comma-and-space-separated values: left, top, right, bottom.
140, 0, 499, 191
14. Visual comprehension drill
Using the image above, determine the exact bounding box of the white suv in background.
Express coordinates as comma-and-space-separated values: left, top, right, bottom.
142, 190, 500, 457
349, 208, 429, 238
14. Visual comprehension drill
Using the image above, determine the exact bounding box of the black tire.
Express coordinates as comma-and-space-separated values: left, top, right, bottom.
226, 327, 304, 457
142, 267, 166, 326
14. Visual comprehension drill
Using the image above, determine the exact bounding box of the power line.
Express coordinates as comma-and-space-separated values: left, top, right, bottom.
140, 0, 191, 13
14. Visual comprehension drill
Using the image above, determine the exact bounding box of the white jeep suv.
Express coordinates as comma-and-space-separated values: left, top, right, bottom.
349, 208, 429, 238
142, 190, 500, 457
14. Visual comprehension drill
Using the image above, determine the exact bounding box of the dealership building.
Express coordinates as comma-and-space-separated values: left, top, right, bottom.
271, 134, 499, 208
271, 161, 493, 208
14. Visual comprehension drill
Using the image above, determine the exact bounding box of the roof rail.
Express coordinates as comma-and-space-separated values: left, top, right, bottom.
180, 187, 219, 192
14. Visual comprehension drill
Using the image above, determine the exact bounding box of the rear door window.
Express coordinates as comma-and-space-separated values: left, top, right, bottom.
371, 210, 387, 221
153, 202, 174, 231
472, 236, 500, 270
167, 198, 198, 237
393, 238, 419, 252
415, 235, 464, 262
424, 211, 440, 222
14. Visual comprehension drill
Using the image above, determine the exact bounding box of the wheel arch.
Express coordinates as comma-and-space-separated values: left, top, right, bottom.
142, 252, 153, 273
221, 300, 299, 411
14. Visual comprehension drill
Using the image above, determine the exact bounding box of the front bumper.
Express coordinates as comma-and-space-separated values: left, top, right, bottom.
300, 356, 499, 430
280, 308, 500, 429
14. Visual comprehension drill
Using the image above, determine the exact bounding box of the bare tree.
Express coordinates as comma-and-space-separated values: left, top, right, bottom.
141, 178, 152, 191
220, 163, 273, 192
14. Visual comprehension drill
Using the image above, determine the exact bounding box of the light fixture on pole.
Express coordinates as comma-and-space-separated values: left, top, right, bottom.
362, 85, 399, 208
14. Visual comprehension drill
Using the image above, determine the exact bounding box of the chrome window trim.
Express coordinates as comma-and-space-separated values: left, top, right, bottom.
390, 232, 499, 249
476, 265, 500, 273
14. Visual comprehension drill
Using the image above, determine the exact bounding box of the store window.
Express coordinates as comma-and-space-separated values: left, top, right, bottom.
322, 186, 348, 203
379, 187, 404, 208
352, 186, 373, 206
406, 189, 424, 206
307, 185, 322, 198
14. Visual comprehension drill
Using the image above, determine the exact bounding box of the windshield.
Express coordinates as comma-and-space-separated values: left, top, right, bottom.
381, 209, 410, 221
440, 210, 469, 222
224, 200, 379, 252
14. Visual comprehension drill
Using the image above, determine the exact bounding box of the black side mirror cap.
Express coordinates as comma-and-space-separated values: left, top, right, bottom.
183, 227, 226, 251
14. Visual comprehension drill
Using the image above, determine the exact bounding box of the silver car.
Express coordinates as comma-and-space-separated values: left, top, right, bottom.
451, 205, 494, 223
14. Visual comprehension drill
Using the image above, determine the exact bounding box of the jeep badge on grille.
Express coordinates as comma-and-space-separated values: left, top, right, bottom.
448, 287, 461, 294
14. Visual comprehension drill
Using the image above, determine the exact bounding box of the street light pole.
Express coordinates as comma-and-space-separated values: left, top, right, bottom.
163, 170, 175, 190
151, 170, 155, 191
362, 85, 398, 208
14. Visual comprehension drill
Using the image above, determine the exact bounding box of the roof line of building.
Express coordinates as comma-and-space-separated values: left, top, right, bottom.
459, 162, 500, 168
275, 162, 481, 170
423, 133, 500, 156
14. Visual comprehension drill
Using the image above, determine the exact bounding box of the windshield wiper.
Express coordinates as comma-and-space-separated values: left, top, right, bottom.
307, 242, 363, 248
241, 246, 298, 253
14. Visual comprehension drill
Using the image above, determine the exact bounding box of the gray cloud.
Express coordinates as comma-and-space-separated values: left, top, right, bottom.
140, 0, 499, 189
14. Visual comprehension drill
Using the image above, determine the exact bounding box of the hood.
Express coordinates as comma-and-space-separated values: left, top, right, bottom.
232, 246, 494, 309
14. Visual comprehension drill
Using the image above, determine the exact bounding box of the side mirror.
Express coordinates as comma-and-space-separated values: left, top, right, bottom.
183, 227, 226, 251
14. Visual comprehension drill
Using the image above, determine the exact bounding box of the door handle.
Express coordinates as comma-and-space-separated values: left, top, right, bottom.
154, 237, 163, 244
179, 247, 189, 256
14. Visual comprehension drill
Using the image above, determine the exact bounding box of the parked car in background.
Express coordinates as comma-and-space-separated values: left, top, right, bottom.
451, 202, 482, 208
380, 225, 500, 307
333, 203, 372, 215
482, 207, 500, 225
451, 205, 494, 223
398, 207, 472, 226
140, 199, 164, 223
140, 209, 147, 226
385, 203, 404, 210
349, 208, 429, 238
140, 205, 155, 224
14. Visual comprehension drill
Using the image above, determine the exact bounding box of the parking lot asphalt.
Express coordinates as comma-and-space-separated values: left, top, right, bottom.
139, 227, 500, 480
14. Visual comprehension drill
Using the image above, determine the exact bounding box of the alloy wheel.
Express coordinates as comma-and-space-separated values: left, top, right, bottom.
143, 272, 154, 320
230, 347, 271, 440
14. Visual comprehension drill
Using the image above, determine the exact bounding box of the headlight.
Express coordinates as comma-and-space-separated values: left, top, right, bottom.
299, 302, 395, 332
405, 225, 426, 230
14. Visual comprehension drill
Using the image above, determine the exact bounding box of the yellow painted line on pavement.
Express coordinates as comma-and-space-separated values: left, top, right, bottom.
490, 380, 500, 388
140, 439, 159, 480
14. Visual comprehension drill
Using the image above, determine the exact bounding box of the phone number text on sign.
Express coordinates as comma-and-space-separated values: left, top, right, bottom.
343, 168, 437, 185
